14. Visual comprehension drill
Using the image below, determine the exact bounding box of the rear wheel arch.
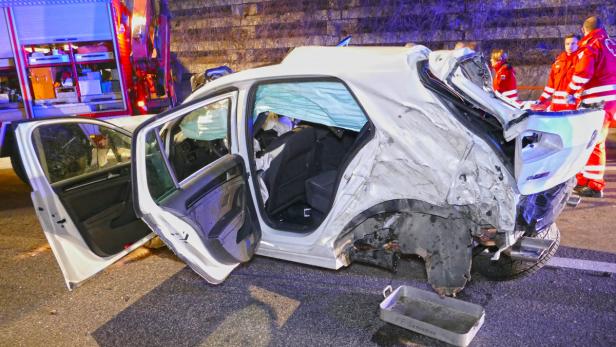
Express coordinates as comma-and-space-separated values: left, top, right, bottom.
336, 199, 478, 295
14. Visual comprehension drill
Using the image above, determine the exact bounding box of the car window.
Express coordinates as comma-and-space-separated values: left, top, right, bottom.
253, 81, 367, 132
32, 123, 131, 183
166, 98, 231, 182
144, 130, 176, 202
143, 98, 232, 203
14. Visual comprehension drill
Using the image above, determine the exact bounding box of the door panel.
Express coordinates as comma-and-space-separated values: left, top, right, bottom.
14, 118, 153, 290
52, 163, 150, 257
133, 91, 260, 284
160, 155, 257, 264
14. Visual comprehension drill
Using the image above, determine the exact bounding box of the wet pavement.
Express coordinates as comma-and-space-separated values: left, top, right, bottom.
0, 136, 615, 346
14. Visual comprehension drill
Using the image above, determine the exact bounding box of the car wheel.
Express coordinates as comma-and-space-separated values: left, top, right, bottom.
10, 154, 30, 187
472, 223, 559, 281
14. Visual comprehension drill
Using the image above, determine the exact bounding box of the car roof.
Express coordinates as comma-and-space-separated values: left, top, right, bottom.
187, 46, 429, 102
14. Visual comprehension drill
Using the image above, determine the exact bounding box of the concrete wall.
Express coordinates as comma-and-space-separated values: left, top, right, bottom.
168, 0, 616, 100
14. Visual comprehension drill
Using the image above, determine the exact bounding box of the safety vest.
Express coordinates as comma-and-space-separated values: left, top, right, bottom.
492, 61, 520, 104
539, 51, 577, 111
566, 28, 616, 110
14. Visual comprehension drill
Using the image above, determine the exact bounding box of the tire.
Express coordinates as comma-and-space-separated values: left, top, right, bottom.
472, 223, 560, 281
10, 153, 30, 187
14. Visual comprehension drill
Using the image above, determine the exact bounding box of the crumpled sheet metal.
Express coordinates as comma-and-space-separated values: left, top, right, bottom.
248, 47, 518, 279
394, 212, 474, 296
323, 49, 518, 249
318, 50, 519, 294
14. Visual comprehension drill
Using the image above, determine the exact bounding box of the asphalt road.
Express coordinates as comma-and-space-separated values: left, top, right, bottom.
1, 142, 616, 346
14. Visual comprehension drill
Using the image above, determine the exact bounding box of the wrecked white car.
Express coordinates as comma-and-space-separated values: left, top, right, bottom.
11, 46, 604, 295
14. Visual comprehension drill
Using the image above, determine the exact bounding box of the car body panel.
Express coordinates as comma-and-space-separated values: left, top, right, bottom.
13, 118, 153, 290
132, 91, 261, 284
184, 46, 599, 268
428, 48, 605, 195
198, 47, 519, 272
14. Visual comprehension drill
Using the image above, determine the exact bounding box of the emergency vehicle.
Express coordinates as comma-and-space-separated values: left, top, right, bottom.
0, 0, 175, 163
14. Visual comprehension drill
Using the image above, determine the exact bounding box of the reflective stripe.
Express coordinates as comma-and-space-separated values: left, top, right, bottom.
581, 84, 616, 96
553, 91, 569, 97
544, 86, 555, 93
502, 89, 518, 97
551, 99, 568, 104
583, 94, 616, 104
582, 172, 604, 180
572, 75, 590, 84
584, 165, 605, 171
540, 92, 551, 99
568, 83, 582, 91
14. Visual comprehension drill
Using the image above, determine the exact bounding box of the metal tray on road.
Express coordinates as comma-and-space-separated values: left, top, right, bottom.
379, 285, 485, 346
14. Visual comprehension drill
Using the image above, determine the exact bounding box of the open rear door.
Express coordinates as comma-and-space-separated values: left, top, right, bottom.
132, 91, 261, 284
13, 118, 153, 290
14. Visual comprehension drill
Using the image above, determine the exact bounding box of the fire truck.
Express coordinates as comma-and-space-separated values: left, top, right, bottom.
0, 0, 175, 164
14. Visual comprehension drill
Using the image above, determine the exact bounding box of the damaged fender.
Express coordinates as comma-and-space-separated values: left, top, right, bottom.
338, 200, 477, 296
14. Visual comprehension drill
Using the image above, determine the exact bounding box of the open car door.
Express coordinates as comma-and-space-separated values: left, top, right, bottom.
131, 91, 261, 284
429, 49, 606, 195
13, 118, 153, 290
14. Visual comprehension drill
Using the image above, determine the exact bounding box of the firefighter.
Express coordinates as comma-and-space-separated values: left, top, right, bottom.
565, 16, 616, 198
490, 49, 520, 104
534, 34, 579, 111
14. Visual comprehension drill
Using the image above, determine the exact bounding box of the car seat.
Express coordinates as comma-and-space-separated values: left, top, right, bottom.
263, 126, 316, 215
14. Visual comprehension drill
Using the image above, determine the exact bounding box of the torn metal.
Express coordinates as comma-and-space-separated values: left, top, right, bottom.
343, 201, 477, 296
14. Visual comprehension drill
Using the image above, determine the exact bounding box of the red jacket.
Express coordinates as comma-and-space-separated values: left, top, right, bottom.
538, 51, 577, 111
492, 61, 519, 103
566, 28, 616, 114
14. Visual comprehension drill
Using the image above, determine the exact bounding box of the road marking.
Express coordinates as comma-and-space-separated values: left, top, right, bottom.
547, 256, 616, 274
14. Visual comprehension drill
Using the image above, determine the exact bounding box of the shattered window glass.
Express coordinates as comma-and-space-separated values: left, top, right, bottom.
32, 123, 131, 183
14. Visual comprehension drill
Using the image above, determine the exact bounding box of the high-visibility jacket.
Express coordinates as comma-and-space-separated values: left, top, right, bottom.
492, 61, 520, 104
538, 51, 577, 111
566, 28, 616, 192
565, 28, 616, 120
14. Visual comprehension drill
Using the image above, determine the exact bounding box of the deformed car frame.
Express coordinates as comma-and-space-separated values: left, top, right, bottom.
12, 46, 605, 295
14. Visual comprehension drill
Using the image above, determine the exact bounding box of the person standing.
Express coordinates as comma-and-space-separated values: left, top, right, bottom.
490, 49, 520, 104
535, 34, 579, 111
565, 16, 616, 198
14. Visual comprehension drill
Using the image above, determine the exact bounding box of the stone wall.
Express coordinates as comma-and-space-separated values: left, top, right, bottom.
168, 0, 616, 100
